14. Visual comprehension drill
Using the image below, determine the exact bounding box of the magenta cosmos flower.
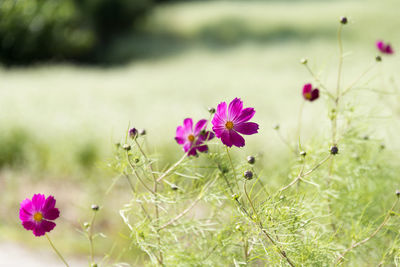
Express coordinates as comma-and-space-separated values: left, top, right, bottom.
19, 194, 60, 237
376, 40, 394, 54
175, 118, 215, 156
302, 83, 319, 101
212, 98, 259, 147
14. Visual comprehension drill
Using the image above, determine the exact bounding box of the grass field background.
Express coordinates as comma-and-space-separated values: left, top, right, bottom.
1, 0, 400, 263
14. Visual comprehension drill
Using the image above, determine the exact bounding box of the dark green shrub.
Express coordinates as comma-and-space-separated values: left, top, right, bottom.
0, 0, 152, 65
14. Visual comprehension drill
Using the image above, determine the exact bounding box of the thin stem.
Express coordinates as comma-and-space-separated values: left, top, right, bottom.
243, 181, 295, 267
159, 176, 217, 230
45, 233, 69, 267
134, 139, 157, 181
341, 62, 377, 97
225, 146, 240, 191
88, 211, 97, 265
336, 199, 399, 265
126, 151, 154, 193
297, 101, 305, 152
332, 24, 343, 146
123, 173, 152, 221
279, 154, 331, 192
304, 64, 335, 100
156, 152, 188, 183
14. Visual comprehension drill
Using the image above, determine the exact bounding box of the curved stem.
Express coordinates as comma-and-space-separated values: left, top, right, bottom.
45, 233, 69, 267
243, 181, 295, 267
156, 152, 188, 182
336, 198, 399, 265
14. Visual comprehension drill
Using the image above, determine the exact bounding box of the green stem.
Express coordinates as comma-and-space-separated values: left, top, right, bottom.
225, 146, 240, 191
45, 233, 69, 267
88, 211, 97, 265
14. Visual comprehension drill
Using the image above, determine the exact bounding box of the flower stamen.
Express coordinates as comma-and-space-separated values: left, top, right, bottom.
33, 212, 43, 222
225, 121, 234, 130
188, 134, 195, 142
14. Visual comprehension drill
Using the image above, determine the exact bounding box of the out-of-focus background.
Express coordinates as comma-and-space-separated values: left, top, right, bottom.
0, 0, 399, 264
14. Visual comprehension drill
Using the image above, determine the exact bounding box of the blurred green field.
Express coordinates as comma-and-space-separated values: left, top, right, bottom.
1, 0, 400, 262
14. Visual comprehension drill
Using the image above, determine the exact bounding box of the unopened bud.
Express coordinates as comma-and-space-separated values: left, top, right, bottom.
208, 107, 216, 114
396, 190, 400, 197
340, 16, 348, 24
247, 156, 255, 164
300, 151, 306, 157
376, 55, 382, 62
273, 124, 280, 130
243, 170, 253, 180
171, 184, 178, 191
129, 128, 138, 139
232, 193, 239, 200
300, 58, 308, 65
330, 146, 339, 155
139, 129, 146, 136
122, 144, 131, 151
91, 204, 99, 211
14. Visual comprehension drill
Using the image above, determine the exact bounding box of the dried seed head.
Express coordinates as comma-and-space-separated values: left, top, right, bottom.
122, 144, 131, 151
330, 146, 339, 155
247, 155, 255, 164
243, 170, 253, 180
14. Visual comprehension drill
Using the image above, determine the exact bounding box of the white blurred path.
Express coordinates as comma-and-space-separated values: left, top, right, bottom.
0, 242, 86, 267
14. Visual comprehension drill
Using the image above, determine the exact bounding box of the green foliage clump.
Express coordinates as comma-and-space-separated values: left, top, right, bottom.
0, 0, 152, 65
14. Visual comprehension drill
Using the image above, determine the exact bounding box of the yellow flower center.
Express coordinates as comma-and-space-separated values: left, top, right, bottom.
33, 212, 43, 222
304, 92, 312, 100
225, 121, 234, 130
188, 134, 195, 142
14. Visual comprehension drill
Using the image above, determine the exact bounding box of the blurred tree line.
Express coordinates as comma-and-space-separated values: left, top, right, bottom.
0, 0, 175, 65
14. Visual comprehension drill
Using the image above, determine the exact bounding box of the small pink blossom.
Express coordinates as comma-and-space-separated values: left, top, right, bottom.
212, 98, 259, 147
302, 83, 319, 101
376, 40, 394, 54
19, 194, 60, 237
175, 118, 214, 156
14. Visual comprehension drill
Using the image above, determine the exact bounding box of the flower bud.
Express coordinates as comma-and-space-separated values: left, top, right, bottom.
243, 170, 253, 180
208, 107, 216, 114
330, 146, 339, 155
396, 190, 400, 197
273, 123, 280, 130
376, 55, 382, 62
129, 128, 138, 139
171, 184, 178, 191
340, 16, 348, 24
300, 58, 308, 65
232, 193, 239, 200
139, 129, 146, 136
91, 204, 99, 211
91, 264, 98, 267
300, 151, 306, 157
123, 144, 131, 151
83, 222, 90, 229
247, 156, 255, 164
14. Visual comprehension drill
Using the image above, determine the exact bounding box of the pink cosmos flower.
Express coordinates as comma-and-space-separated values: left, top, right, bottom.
212, 98, 259, 147
175, 118, 215, 156
302, 83, 319, 101
19, 194, 60, 237
376, 40, 394, 54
